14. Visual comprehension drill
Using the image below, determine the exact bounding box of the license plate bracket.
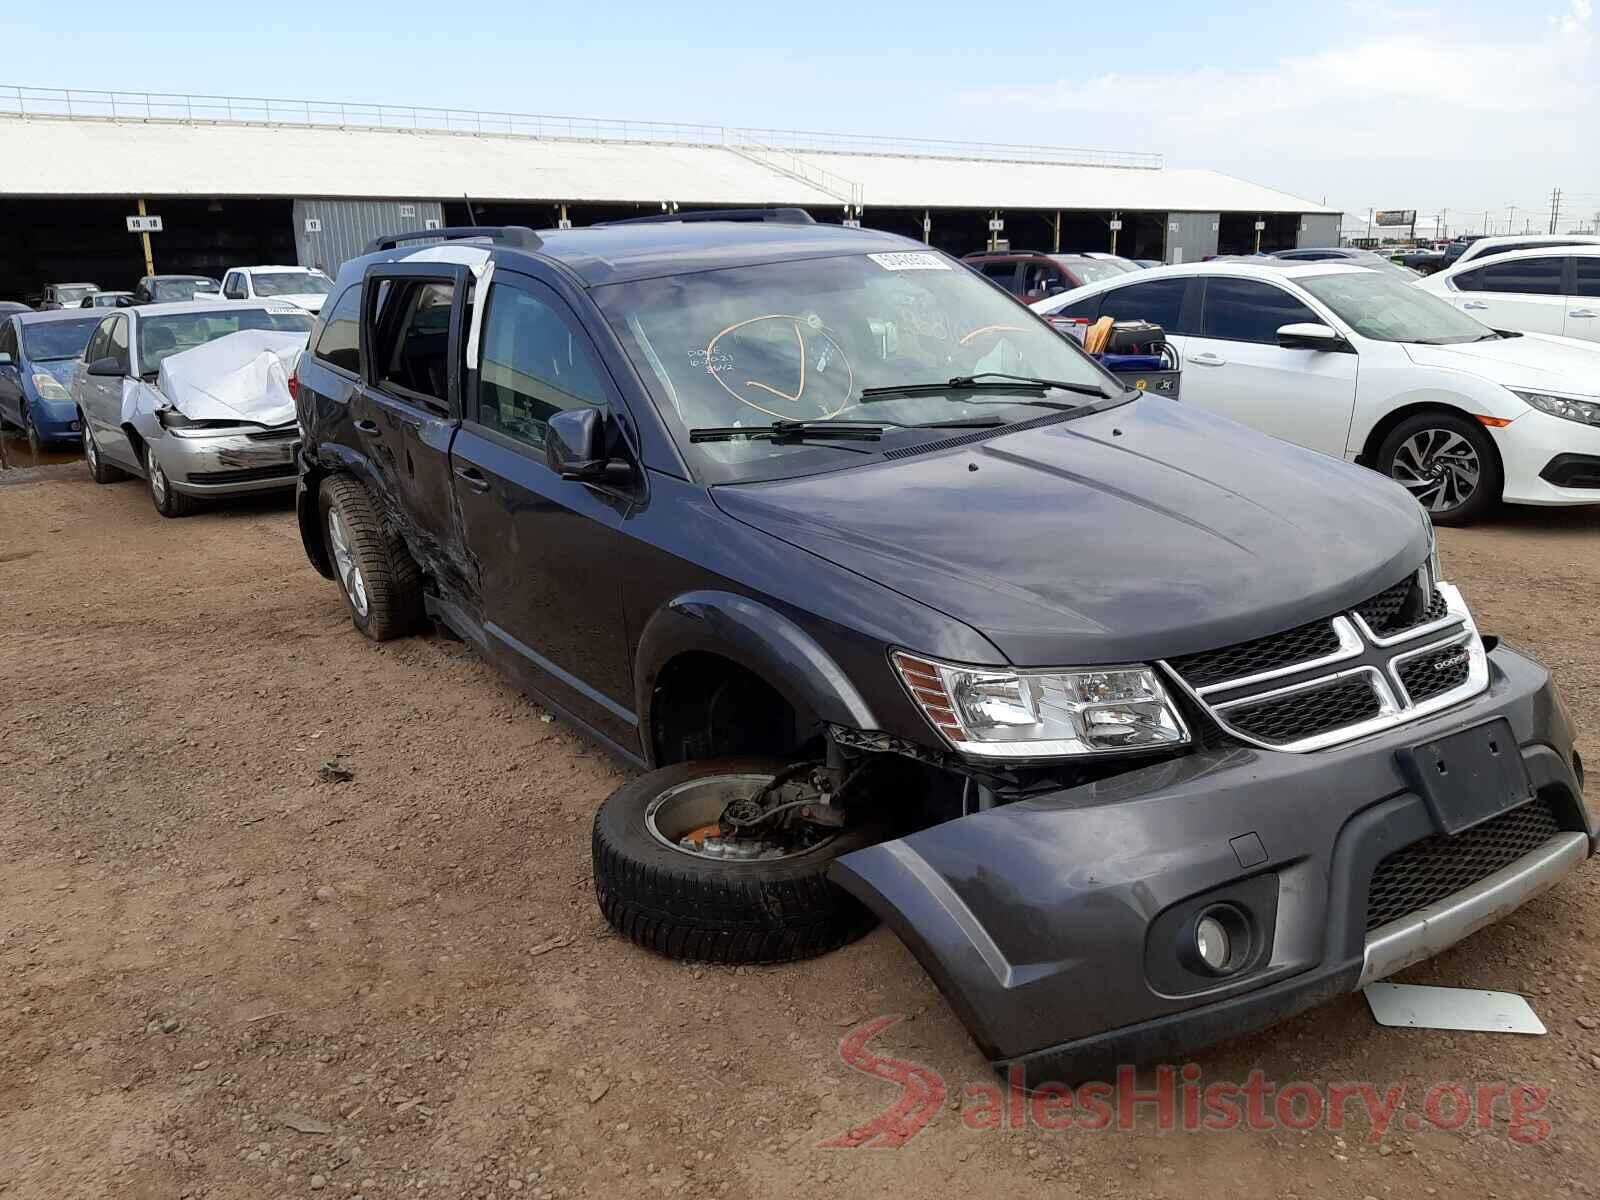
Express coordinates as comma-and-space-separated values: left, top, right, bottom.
1396, 718, 1533, 835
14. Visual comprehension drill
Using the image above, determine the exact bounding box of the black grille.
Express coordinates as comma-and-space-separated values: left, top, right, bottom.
246, 426, 300, 443
186, 464, 297, 485
1365, 799, 1561, 931
1168, 618, 1342, 689
1355, 575, 1445, 637
1397, 643, 1471, 704
1224, 676, 1381, 745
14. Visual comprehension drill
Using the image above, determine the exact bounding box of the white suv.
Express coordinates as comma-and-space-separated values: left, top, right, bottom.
1033, 260, 1600, 523
1417, 245, 1600, 343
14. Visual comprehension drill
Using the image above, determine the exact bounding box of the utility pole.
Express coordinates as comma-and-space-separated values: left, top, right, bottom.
1366, 207, 1373, 243
1440, 208, 1447, 239
1549, 187, 1562, 234
1507, 205, 1517, 236
1482, 209, 1490, 237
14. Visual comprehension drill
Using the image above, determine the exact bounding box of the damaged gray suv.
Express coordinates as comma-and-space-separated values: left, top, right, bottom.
292, 215, 1593, 1086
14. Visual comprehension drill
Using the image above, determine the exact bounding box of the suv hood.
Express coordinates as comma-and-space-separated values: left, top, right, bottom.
711, 399, 1429, 665
1404, 332, 1600, 397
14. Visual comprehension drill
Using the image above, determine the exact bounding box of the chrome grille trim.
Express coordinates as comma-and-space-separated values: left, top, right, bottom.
1159, 581, 1489, 753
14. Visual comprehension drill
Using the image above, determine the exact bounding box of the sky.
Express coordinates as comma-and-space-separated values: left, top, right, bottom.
3, 0, 1597, 234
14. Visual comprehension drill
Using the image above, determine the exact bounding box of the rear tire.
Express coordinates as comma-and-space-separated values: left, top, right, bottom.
1376, 411, 1501, 526
82, 418, 128, 484
145, 449, 199, 518
593, 758, 884, 965
318, 474, 423, 641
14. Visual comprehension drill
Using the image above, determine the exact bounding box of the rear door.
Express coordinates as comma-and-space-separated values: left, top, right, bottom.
1021, 261, 1069, 303
1566, 257, 1600, 342
448, 268, 639, 746
1446, 255, 1567, 334
357, 261, 471, 591
1180, 276, 1357, 457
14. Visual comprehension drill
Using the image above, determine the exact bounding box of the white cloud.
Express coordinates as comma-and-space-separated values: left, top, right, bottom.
952, 1, 1597, 222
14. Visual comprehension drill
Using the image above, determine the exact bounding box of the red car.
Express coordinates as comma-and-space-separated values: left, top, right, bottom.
962, 251, 1138, 302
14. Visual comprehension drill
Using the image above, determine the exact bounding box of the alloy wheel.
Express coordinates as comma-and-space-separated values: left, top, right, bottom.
1389, 428, 1480, 513
148, 456, 169, 506
327, 509, 370, 618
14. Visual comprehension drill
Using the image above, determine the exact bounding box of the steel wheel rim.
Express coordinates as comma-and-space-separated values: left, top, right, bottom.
1390, 428, 1480, 513
327, 509, 370, 618
644, 773, 835, 861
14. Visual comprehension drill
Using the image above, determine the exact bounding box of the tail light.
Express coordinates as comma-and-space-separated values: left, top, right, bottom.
288, 364, 300, 404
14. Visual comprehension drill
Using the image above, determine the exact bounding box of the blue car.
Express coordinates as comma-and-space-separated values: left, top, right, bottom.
0, 309, 102, 455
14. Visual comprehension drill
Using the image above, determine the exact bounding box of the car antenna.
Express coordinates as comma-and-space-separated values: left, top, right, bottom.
463, 193, 479, 225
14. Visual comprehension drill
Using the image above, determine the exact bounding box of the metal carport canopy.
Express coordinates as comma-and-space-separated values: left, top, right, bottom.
0, 115, 1333, 215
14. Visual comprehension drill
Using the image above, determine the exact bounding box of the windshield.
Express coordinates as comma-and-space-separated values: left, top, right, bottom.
150, 278, 220, 303
139, 309, 315, 374
251, 271, 333, 297
56, 285, 98, 304
1298, 271, 1495, 344
1057, 258, 1131, 284
595, 250, 1121, 482
22, 318, 101, 361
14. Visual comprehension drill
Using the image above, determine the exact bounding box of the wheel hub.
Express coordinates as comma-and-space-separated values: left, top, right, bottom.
645, 774, 836, 862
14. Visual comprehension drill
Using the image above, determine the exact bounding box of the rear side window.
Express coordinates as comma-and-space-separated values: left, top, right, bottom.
1575, 258, 1600, 298
1052, 294, 1103, 321
980, 261, 1020, 293
1199, 278, 1317, 343
1456, 257, 1564, 296
475, 280, 606, 449
1100, 277, 1191, 333
375, 281, 454, 404
313, 285, 361, 373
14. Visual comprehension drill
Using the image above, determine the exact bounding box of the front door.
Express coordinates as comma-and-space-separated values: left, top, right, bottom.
1446, 255, 1568, 335
1179, 276, 1358, 458
79, 314, 142, 471
356, 263, 471, 593
448, 269, 639, 747
1566, 257, 1600, 342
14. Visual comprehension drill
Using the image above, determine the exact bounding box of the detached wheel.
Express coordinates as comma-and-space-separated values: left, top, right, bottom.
318, 474, 423, 641
593, 758, 885, 965
145, 448, 199, 518
1377, 411, 1501, 526
83, 419, 128, 484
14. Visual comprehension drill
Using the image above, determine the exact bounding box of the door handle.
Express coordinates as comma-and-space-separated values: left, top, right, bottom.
1461, 301, 1489, 310
1569, 309, 1598, 319
453, 464, 491, 494
354, 419, 380, 434
1188, 352, 1226, 366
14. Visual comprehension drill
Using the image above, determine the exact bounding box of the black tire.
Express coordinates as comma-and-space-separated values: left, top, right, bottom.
144, 448, 200, 518
1376, 411, 1502, 526
25, 411, 42, 459
593, 758, 884, 965
82, 418, 129, 484
318, 474, 423, 641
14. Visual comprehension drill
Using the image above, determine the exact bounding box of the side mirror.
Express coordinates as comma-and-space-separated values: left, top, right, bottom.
0, 352, 13, 368
545, 407, 632, 484
87, 356, 124, 377
1277, 322, 1349, 351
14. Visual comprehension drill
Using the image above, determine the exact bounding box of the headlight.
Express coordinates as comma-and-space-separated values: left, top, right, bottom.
31, 372, 71, 401
892, 652, 1189, 759
1514, 390, 1600, 428
156, 408, 246, 437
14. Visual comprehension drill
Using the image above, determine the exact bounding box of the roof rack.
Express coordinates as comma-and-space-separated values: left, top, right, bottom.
596, 207, 815, 227
365, 225, 544, 254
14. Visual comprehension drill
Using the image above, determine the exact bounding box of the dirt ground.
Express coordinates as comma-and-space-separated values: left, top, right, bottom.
2, 444, 1599, 1200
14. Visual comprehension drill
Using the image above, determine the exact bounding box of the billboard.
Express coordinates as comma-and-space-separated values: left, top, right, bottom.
1375, 210, 1417, 227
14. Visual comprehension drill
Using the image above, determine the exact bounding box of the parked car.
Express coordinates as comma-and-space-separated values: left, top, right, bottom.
80, 291, 137, 309
962, 251, 1141, 302
294, 217, 1591, 1086
1131, 258, 1162, 269
1440, 236, 1483, 268
0, 301, 31, 316
75, 300, 314, 515
1273, 247, 1422, 279
1034, 260, 1600, 523
1415, 245, 1600, 344
1393, 248, 1445, 274
1446, 233, 1600, 270
132, 275, 222, 305
40, 282, 100, 310
202, 266, 334, 314
0, 309, 100, 454
1079, 252, 1143, 273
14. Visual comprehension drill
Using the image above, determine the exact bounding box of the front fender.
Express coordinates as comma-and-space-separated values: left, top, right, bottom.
633, 590, 880, 766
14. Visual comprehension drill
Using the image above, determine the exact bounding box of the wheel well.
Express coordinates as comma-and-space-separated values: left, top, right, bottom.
1357, 402, 1505, 482
650, 652, 814, 766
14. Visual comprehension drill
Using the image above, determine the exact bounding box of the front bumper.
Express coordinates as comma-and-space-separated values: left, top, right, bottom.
1495, 409, 1600, 506
154, 429, 299, 496
830, 643, 1592, 1087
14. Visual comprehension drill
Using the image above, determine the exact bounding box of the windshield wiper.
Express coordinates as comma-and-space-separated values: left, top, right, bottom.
858, 373, 1121, 404
689, 420, 885, 444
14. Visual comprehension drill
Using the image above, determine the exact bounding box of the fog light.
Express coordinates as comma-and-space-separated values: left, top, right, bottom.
1195, 915, 1230, 971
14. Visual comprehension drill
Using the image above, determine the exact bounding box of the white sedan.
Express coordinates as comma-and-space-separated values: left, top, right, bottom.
1033, 260, 1600, 523
1416, 244, 1600, 344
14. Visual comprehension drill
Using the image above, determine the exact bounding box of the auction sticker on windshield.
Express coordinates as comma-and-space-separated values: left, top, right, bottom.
867, 252, 950, 271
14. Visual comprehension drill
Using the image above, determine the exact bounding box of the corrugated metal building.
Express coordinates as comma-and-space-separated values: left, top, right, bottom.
0, 88, 1341, 296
